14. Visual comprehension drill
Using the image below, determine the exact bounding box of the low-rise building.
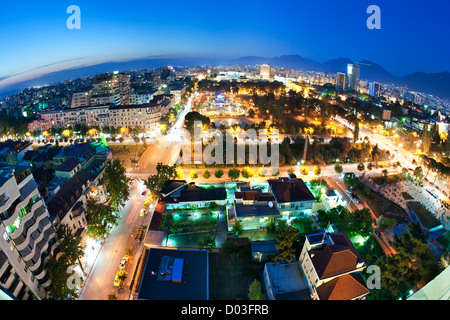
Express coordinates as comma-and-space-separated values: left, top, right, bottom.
268, 174, 316, 220
137, 247, 209, 300
161, 181, 227, 210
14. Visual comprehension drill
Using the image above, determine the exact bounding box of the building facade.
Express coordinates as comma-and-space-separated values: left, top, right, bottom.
0, 165, 58, 300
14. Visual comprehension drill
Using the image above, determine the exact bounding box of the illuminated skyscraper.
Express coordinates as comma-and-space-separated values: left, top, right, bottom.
369, 82, 381, 97
260, 64, 272, 80
347, 64, 360, 91
335, 73, 348, 91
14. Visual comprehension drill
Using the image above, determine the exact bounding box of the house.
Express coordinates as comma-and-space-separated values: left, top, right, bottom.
298, 232, 370, 300
55, 159, 82, 179
227, 188, 279, 231
160, 181, 227, 210
267, 174, 316, 220
137, 248, 209, 300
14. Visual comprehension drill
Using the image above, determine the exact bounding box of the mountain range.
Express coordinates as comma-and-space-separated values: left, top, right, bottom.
1, 55, 449, 100
232, 55, 450, 100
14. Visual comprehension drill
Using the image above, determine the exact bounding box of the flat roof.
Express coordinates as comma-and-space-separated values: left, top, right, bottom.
137, 248, 209, 300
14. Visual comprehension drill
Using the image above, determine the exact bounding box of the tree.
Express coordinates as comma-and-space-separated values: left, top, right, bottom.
273, 224, 299, 263
145, 163, 177, 196
198, 234, 215, 250
189, 170, 198, 180
292, 217, 316, 234
313, 165, 321, 176
56, 224, 85, 274
107, 294, 118, 300
176, 167, 184, 179
248, 279, 267, 300
241, 166, 254, 179
334, 163, 343, 174
46, 256, 82, 300
85, 199, 119, 240
300, 167, 309, 176
214, 169, 224, 178
232, 219, 243, 236
124, 248, 134, 260
228, 168, 241, 180
413, 166, 424, 182
202, 170, 211, 179
377, 216, 396, 231
357, 163, 365, 173
103, 159, 130, 210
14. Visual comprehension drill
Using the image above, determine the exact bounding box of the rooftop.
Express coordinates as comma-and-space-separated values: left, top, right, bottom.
137, 248, 209, 300
264, 262, 311, 300
308, 232, 365, 279
55, 159, 81, 172
268, 177, 315, 203
162, 182, 226, 204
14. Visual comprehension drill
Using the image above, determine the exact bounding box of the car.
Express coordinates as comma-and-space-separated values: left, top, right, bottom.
141, 190, 147, 196
374, 230, 381, 237
113, 273, 121, 287
119, 257, 128, 270
139, 209, 146, 217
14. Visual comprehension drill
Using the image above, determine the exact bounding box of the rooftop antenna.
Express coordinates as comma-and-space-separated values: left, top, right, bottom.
322, 221, 331, 243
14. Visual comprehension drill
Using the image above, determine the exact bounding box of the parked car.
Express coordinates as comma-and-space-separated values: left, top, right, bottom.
139, 209, 146, 217
113, 273, 121, 287
119, 257, 128, 270
374, 230, 381, 237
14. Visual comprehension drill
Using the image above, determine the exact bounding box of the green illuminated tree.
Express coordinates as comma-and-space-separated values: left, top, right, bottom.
103, 159, 130, 210
248, 279, 267, 300
85, 199, 119, 240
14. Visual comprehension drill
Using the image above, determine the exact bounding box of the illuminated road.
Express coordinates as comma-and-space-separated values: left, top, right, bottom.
78, 180, 154, 300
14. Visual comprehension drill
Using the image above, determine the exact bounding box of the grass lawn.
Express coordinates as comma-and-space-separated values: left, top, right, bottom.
401, 192, 414, 200
237, 229, 277, 242
166, 231, 215, 248
357, 188, 408, 219
372, 174, 405, 185
407, 201, 441, 230
110, 144, 146, 158
209, 245, 265, 300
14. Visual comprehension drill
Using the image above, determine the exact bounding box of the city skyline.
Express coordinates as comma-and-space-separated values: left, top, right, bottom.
1, 0, 450, 93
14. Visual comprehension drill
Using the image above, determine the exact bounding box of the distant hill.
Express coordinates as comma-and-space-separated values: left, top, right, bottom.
232, 54, 450, 99
400, 71, 450, 99
1, 54, 449, 100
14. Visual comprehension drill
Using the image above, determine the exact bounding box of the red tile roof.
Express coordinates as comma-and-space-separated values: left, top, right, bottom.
316, 273, 370, 300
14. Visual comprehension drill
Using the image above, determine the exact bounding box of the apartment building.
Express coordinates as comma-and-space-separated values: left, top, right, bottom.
299, 232, 370, 300
0, 165, 58, 300
29, 94, 175, 133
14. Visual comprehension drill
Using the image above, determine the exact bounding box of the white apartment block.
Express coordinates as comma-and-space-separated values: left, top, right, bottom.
30, 95, 175, 132
0, 165, 58, 300
71, 92, 91, 108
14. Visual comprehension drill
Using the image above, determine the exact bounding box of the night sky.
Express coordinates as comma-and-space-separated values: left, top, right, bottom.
0, 0, 449, 90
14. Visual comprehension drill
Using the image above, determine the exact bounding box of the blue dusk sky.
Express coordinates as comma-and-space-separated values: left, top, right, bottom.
0, 0, 449, 91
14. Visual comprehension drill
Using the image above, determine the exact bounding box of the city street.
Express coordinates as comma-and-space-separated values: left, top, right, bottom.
78, 180, 155, 300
